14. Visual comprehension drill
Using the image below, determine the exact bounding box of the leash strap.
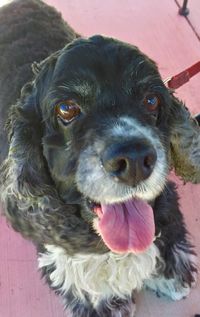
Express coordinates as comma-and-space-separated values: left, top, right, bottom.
164, 61, 200, 89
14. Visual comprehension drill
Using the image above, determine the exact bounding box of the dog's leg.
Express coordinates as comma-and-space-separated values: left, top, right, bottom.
144, 183, 198, 301
64, 292, 136, 317
96, 295, 136, 317
63, 289, 98, 317
144, 240, 197, 300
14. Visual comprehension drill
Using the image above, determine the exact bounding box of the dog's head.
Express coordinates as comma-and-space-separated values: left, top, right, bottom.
2, 36, 183, 254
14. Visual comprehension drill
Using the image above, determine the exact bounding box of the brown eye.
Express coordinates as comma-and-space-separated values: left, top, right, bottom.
143, 94, 160, 111
55, 100, 81, 123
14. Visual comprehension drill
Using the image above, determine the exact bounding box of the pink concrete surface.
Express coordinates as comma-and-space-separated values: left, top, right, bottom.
0, 0, 200, 316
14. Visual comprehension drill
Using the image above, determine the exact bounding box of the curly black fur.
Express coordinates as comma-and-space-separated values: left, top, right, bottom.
0, 0, 79, 162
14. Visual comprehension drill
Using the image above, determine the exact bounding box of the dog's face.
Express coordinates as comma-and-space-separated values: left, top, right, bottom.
35, 36, 174, 254
3, 36, 179, 254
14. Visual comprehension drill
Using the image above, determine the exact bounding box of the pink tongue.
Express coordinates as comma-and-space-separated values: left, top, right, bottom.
97, 199, 155, 253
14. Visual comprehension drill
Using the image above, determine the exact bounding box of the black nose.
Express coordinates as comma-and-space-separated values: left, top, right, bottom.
101, 140, 157, 186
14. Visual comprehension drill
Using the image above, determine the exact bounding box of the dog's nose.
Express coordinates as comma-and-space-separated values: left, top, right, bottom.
101, 141, 157, 186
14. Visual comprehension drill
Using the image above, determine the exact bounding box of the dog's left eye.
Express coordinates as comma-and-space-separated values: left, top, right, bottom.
55, 100, 81, 123
143, 94, 160, 111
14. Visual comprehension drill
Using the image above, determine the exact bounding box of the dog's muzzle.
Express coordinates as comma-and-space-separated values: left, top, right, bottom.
76, 119, 168, 254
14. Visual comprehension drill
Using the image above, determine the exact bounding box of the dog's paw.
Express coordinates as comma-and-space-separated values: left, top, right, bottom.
144, 242, 198, 301
145, 275, 195, 301
96, 295, 136, 317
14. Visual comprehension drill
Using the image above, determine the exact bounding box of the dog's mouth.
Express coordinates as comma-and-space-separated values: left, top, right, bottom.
88, 198, 155, 254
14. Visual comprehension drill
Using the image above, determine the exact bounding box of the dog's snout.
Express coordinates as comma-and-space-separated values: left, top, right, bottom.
101, 141, 157, 186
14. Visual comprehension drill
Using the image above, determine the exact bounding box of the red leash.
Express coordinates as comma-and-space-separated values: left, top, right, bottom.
164, 61, 200, 89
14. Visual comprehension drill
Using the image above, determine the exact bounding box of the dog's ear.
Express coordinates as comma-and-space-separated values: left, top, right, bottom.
170, 94, 200, 183
0, 51, 105, 254
4, 52, 59, 196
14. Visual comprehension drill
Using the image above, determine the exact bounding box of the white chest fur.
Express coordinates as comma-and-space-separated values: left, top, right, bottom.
38, 244, 160, 305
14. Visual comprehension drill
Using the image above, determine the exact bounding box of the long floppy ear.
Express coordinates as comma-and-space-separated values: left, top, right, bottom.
0, 53, 105, 254
170, 94, 200, 183
2, 52, 59, 197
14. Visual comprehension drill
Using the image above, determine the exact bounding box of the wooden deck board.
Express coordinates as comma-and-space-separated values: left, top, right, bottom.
177, 0, 200, 39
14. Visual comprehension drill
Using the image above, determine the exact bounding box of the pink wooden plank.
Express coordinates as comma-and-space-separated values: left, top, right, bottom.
177, 0, 200, 39
1, 0, 200, 316
0, 217, 35, 261
0, 216, 65, 317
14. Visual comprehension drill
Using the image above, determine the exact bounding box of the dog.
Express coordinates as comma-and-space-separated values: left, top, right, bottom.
0, 1, 198, 316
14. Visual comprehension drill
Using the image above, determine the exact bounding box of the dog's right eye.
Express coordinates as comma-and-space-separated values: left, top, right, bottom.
143, 94, 160, 112
55, 100, 81, 123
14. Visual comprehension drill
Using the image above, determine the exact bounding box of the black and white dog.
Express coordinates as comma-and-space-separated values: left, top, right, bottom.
0, 1, 197, 316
